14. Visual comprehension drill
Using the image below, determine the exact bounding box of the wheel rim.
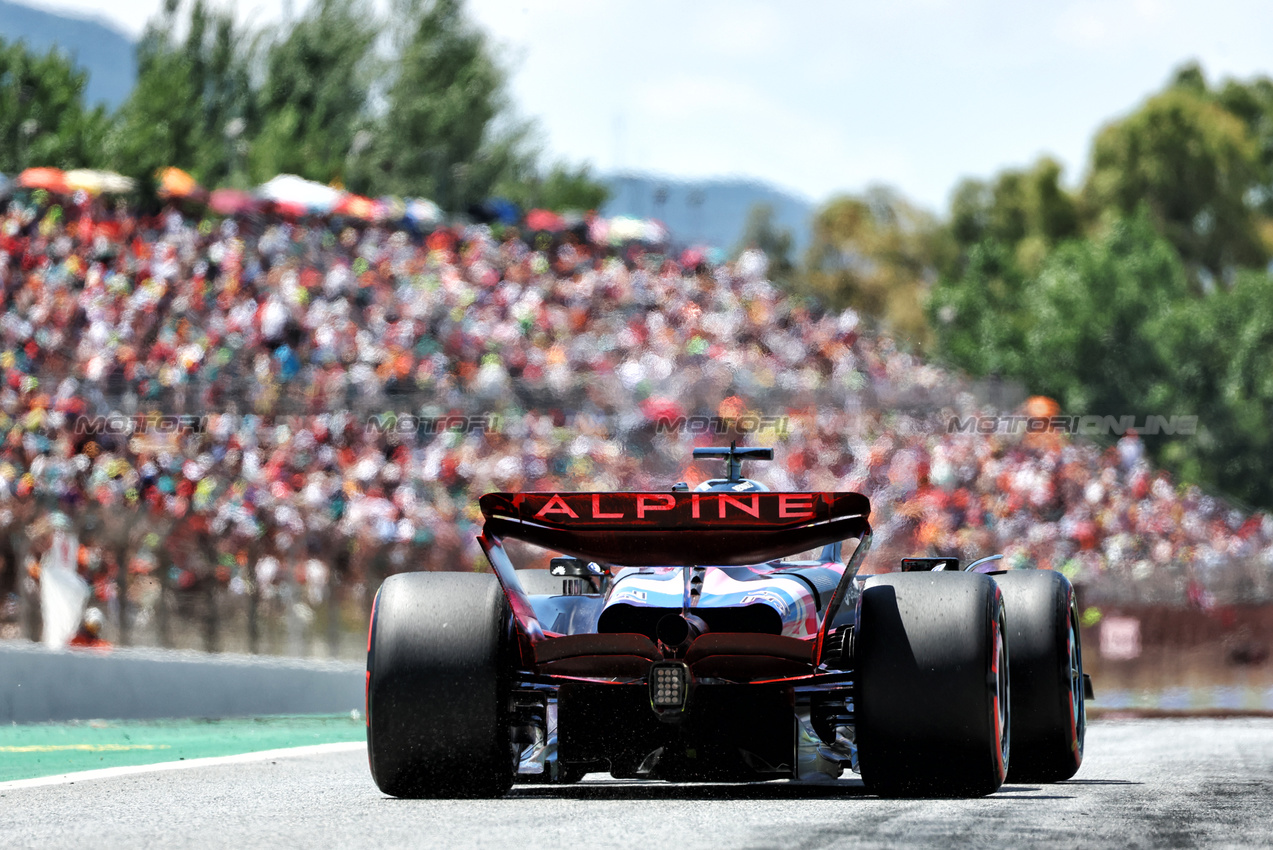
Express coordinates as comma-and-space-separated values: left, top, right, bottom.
992, 607, 1010, 779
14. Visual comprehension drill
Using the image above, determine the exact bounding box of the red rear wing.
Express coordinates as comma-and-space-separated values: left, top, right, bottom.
478, 491, 871, 566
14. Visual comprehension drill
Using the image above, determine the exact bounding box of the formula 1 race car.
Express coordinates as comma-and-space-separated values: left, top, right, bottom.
366, 445, 1090, 798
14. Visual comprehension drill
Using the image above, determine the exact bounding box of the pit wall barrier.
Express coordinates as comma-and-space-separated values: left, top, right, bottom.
0, 640, 364, 723
1079, 603, 1273, 712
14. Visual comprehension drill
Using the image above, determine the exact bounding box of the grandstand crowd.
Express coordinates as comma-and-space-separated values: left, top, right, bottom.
2, 190, 1271, 649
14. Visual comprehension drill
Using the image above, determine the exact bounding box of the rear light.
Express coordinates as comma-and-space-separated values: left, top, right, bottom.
649, 662, 690, 710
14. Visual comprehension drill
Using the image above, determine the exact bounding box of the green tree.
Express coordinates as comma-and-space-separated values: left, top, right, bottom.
0, 37, 109, 173
499, 162, 610, 212
1202, 270, 1273, 506
934, 63, 1273, 509
804, 186, 951, 343
354, 0, 529, 209
948, 157, 1079, 273
735, 202, 795, 284
928, 238, 1030, 378
930, 210, 1273, 504
1150, 268, 1273, 508
249, 0, 377, 185
1016, 211, 1190, 414
1216, 76, 1273, 219
1166, 61, 1273, 221
1083, 83, 1265, 284
107, 0, 253, 187
934, 212, 1191, 419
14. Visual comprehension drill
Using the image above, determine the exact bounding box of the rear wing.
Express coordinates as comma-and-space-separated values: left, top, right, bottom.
478, 491, 870, 567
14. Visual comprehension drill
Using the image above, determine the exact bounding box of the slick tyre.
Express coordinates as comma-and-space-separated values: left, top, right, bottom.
855, 571, 1010, 798
994, 569, 1085, 782
367, 571, 515, 798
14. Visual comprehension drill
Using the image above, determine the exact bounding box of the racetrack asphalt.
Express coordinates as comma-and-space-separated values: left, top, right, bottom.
1, 719, 1270, 849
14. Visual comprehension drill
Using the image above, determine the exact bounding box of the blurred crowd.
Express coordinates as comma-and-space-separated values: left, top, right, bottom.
1, 191, 1271, 651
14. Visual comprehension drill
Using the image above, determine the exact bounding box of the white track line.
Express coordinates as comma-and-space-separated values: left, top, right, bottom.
0, 740, 365, 791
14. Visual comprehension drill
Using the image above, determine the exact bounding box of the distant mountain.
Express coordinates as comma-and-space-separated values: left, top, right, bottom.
0, 0, 135, 110
601, 173, 814, 256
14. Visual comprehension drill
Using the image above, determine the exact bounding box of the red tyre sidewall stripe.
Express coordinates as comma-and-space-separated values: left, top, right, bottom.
366, 589, 380, 739
991, 587, 1007, 782
367, 589, 380, 655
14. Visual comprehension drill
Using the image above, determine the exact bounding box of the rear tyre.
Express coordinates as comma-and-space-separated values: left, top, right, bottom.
855, 571, 1009, 797
995, 570, 1085, 782
367, 572, 516, 798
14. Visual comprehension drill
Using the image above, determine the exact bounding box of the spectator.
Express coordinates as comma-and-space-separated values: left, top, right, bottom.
1, 188, 1269, 654
69, 606, 111, 649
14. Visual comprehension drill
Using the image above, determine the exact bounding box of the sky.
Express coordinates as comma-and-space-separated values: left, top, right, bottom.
27, 0, 1273, 213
